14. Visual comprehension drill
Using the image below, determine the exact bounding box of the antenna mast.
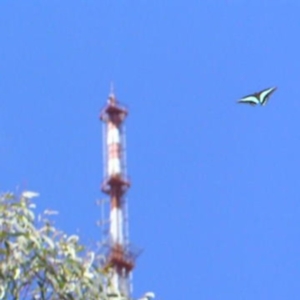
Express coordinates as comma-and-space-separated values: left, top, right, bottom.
100, 89, 137, 297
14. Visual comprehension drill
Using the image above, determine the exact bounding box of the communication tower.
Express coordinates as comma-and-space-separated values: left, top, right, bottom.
100, 89, 138, 298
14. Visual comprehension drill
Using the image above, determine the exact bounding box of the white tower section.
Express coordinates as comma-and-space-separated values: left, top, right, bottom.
107, 122, 122, 176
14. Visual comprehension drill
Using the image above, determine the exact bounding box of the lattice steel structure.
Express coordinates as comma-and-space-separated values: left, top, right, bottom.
100, 90, 138, 298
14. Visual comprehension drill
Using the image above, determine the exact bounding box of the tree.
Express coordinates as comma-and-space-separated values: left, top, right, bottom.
0, 191, 111, 300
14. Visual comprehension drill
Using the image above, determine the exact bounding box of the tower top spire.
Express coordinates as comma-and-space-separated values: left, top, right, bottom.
108, 81, 116, 105
110, 81, 114, 95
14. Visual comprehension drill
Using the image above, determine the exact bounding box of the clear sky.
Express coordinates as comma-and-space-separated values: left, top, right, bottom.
1, 1, 300, 299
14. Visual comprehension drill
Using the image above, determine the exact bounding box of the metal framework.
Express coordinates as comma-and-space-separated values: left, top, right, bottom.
100, 91, 138, 297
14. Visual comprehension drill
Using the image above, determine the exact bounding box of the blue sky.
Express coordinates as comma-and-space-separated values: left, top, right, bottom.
1, 1, 300, 299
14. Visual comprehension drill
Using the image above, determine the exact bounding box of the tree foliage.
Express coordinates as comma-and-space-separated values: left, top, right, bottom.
0, 191, 110, 300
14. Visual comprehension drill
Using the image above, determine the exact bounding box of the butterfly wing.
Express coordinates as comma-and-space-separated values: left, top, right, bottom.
258, 87, 277, 106
237, 95, 260, 106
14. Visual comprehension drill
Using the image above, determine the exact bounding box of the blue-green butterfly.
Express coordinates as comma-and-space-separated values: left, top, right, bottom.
238, 87, 277, 106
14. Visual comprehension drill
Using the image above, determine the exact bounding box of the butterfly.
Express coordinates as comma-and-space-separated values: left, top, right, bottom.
238, 87, 277, 106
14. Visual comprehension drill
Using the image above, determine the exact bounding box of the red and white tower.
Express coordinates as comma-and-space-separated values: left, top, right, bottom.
100, 89, 137, 297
